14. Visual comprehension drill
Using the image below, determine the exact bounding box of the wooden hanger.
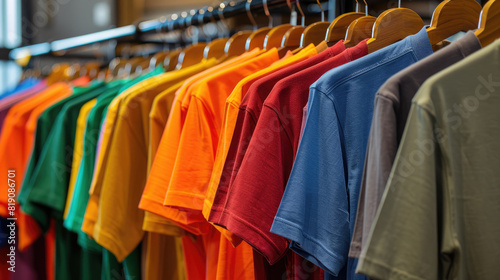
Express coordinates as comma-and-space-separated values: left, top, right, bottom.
344, 16, 376, 47
245, 0, 271, 51
475, 0, 500, 47
367, 8, 424, 53
265, 24, 293, 49
427, 0, 481, 46
81, 61, 101, 80
225, 31, 253, 58
279, 26, 306, 56
263, 0, 293, 50
176, 43, 206, 70
343, 0, 375, 47
163, 49, 182, 71
246, 27, 272, 51
261, 0, 293, 50
278, 0, 305, 56
47, 63, 71, 85
149, 50, 170, 70
325, 13, 365, 45
300, 0, 330, 47
125, 57, 147, 77
204, 38, 229, 59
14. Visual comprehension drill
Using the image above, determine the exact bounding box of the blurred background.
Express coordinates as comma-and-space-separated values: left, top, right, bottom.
0, 0, 471, 93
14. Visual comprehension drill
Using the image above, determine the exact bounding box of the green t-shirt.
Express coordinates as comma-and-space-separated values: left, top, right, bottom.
357, 39, 500, 280
19, 81, 105, 230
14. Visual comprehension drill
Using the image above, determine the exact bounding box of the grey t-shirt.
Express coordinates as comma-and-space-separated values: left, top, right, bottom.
349, 32, 482, 258
357, 38, 500, 279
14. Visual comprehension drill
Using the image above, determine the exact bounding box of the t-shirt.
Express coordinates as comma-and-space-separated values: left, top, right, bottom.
19, 82, 104, 230
209, 40, 346, 226
63, 80, 130, 250
81, 67, 164, 240
139, 49, 262, 234
349, 31, 482, 258
270, 28, 432, 279
91, 59, 216, 262
212, 41, 368, 267
63, 99, 96, 219
145, 82, 187, 280
357, 38, 500, 280
203, 44, 318, 230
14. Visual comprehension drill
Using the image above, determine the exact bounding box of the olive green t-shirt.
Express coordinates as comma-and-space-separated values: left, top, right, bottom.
357, 39, 500, 280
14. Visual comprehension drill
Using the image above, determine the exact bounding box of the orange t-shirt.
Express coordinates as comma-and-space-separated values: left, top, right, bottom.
139, 49, 262, 235
161, 49, 280, 280
202, 45, 318, 244
0, 83, 72, 250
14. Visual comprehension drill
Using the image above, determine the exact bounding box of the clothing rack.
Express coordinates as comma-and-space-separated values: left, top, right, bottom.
9, 0, 324, 62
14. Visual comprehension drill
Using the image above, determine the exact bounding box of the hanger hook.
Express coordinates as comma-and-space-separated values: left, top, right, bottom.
263, 0, 273, 27
398, 0, 401, 8
354, 0, 359, 13
363, 0, 368, 16
316, 0, 324, 21
296, 0, 305, 26
246, 0, 258, 30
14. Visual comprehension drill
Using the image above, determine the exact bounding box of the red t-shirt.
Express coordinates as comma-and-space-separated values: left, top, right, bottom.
209, 41, 347, 225
212, 41, 369, 266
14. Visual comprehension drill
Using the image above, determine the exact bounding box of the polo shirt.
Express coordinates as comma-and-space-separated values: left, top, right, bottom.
271, 28, 432, 279
357, 38, 500, 280
208, 40, 346, 227
350, 31, 482, 258
139, 49, 262, 233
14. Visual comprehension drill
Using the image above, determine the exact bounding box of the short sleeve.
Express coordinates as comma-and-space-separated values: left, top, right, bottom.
92, 116, 147, 261
216, 105, 292, 264
357, 104, 440, 280
25, 111, 73, 224
270, 89, 349, 276
164, 94, 218, 211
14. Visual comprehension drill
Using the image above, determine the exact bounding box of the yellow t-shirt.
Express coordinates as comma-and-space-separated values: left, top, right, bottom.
63, 99, 96, 219
88, 59, 218, 261
139, 49, 262, 234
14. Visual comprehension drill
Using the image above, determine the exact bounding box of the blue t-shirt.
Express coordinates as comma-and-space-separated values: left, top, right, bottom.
270, 27, 433, 280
